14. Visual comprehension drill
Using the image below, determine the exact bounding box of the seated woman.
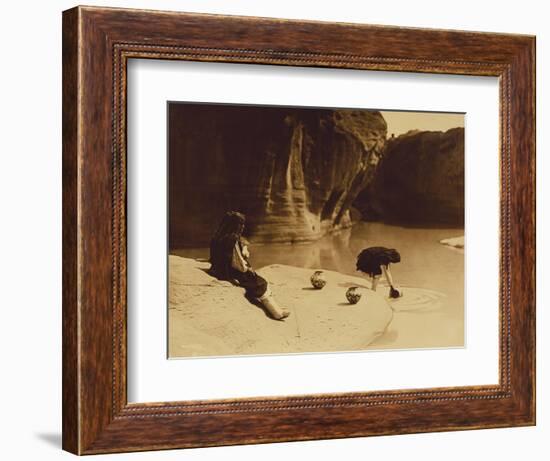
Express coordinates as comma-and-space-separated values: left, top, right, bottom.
209, 211, 290, 320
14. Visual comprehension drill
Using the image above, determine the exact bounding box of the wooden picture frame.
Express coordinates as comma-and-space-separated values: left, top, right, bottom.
62, 5, 535, 455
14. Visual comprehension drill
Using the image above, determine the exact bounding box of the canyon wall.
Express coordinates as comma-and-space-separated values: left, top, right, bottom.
353, 127, 465, 225
169, 103, 387, 247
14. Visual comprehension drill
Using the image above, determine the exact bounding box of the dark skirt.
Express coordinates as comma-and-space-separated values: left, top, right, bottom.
229, 268, 268, 299
356, 247, 401, 277
210, 234, 268, 299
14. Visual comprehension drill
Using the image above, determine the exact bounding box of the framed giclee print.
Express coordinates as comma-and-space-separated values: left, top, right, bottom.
62, 5, 536, 455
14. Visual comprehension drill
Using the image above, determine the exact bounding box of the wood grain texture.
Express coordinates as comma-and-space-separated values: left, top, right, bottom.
61, 7, 79, 454
62, 5, 536, 455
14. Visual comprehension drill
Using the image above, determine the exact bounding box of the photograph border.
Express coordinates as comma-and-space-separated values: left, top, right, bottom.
62, 6, 535, 454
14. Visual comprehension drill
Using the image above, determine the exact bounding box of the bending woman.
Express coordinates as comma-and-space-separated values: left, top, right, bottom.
209, 211, 290, 320
356, 246, 403, 298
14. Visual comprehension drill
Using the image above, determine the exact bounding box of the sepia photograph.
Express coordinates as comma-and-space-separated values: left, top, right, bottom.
168, 102, 465, 358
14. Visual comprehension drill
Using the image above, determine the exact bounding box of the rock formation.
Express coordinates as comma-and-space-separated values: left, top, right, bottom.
169, 103, 386, 248
354, 127, 464, 225
440, 236, 465, 250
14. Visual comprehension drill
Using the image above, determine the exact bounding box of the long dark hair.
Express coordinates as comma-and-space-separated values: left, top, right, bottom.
209, 211, 246, 276
211, 211, 245, 243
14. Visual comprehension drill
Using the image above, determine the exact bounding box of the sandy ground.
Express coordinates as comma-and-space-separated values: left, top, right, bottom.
168, 256, 394, 358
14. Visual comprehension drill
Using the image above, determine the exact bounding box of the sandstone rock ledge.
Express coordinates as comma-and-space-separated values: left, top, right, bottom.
440, 235, 465, 250
169, 255, 394, 358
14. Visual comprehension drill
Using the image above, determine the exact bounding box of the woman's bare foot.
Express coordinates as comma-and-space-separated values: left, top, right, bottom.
259, 293, 291, 320
275, 308, 291, 321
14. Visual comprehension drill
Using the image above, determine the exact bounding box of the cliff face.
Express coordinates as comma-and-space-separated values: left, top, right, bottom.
169, 104, 386, 247
354, 127, 464, 225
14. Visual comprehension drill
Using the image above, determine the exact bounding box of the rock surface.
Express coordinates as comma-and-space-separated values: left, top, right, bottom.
169, 104, 386, 247
440, 235, 465, 250
168, 255, 394, 358
354, 128, 464, 225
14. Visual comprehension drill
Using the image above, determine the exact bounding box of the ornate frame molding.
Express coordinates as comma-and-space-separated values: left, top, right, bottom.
63, 6, 535, 454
